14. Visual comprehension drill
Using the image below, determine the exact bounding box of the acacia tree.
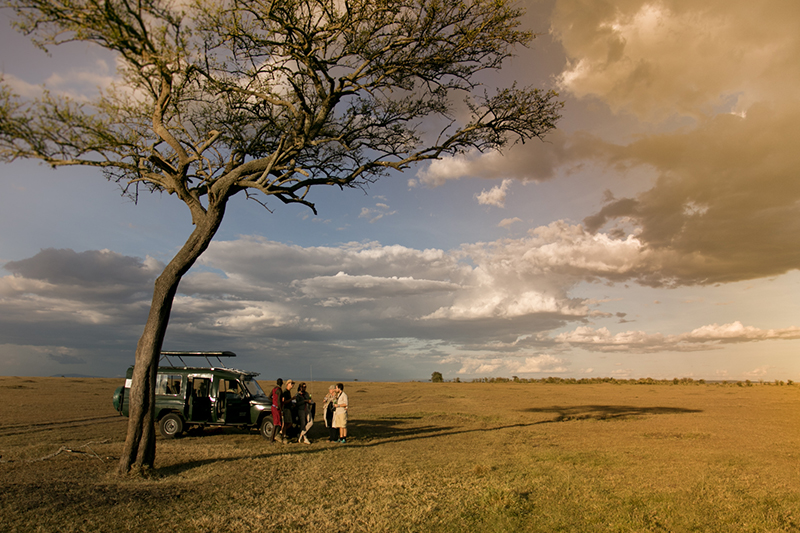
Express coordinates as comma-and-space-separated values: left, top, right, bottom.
0, 0, 562, 474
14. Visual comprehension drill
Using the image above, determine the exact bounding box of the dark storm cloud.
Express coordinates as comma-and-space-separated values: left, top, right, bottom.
4, 248, 161, 288
0, 248, 159, 351
47, 352, 86, 365
549, 0, 800, 286
582, 106, 800, 286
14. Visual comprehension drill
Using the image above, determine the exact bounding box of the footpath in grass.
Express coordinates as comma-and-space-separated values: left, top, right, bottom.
0, 377, 799, 532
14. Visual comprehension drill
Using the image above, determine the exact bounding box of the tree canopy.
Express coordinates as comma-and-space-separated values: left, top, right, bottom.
0, 0, 563, 473
2, 0, 561, 213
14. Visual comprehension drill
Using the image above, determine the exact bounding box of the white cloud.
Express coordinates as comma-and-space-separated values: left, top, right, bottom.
498, 217, 522, 229
685, 322, 800, 342
553, 321, 800, 353
3, 234, 799, 379
476, 179, 512, 208
424, 290, 585, 321
444, 353, 569, 376
3, 60, 115, 101
359, 203, 397, 223
294, 271, 459, 302
462, 221, 649, 285
2, 73, 42, 98
413, 131, 581, 186
742, 366, 772, 378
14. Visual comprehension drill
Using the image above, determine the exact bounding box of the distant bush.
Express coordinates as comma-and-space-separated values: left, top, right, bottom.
431, 372, 444, 383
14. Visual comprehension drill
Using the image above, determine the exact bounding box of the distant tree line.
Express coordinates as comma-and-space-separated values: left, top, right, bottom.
432, 376, 796, 386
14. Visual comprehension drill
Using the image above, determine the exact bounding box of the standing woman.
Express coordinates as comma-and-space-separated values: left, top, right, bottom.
333, 383, 348, 443
295, 382, 314, 444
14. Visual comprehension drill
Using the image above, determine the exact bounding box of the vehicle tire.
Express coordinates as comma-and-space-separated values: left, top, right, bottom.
259, 417, 274, 440
159, 413, 184, 439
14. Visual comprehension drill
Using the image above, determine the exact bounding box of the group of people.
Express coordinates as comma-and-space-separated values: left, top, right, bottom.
268, 379, 348, 444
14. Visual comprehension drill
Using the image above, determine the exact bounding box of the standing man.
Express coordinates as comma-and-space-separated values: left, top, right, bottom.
270, 378, 284, 443
333, 383, 348, 443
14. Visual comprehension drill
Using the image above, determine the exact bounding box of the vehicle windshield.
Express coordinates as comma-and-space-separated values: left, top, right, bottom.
243, 377, 266, 397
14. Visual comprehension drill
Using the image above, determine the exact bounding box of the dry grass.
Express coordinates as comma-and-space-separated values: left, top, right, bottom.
1, 376, 799, 532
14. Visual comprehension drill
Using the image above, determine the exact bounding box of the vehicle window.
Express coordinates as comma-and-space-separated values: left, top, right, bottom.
191, 377, 211, 397
219, 379, 242, 396
156, 374, 182, 395
243, 378, 266, 397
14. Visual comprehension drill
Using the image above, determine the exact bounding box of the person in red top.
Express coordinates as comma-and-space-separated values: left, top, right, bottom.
269, 378, 284, 443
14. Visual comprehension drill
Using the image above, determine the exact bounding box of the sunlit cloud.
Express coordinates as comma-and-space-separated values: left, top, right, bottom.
581, 105, 800, 285
443, 353, 569, 376
553, 322, 800, 353
742, 366, 772, 378
413, 130, 582, 186
294, 272, 459, 302
552, 0, 800, 120
547, 0, 800, 286
3, 60, 115, 101
359, 202, 397, 223
476, 179, 512, 208
498, 217, 522, 229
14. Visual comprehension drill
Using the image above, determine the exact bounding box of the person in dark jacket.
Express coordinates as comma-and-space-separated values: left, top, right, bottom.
281, 379, 295, 440
295, 382, 314, 444
322, 384, 339, 442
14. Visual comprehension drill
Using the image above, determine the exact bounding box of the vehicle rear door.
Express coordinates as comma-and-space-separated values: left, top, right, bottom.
187, 374, 213, 422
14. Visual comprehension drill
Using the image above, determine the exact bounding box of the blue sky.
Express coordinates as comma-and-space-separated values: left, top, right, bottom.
2, 0, 800, 381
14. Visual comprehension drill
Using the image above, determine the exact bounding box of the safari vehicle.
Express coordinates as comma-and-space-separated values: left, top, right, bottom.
112, 351, 276, 439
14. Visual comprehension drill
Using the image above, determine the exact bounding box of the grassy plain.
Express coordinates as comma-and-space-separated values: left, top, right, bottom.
1, 376, 799, 532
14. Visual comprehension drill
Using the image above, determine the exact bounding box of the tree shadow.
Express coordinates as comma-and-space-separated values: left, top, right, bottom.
352, 416, 455, 440
158, 404, 703, 475
523, 405, 703, 422
156, 416, 452, 476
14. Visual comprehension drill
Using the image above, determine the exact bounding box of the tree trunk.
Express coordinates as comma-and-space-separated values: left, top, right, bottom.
118, 201, 227, 475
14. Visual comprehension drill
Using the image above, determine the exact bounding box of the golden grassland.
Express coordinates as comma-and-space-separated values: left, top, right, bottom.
1, 376, 799, 532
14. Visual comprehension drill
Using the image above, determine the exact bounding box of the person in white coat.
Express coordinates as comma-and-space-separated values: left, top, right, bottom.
332, 383, 348, 443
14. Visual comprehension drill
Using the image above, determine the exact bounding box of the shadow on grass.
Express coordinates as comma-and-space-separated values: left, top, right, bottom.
350, 417, 454, 440
523, 404, 702, 422
156, 404, 703, 474
349, 404, 703, 449
1, 479, 190, 514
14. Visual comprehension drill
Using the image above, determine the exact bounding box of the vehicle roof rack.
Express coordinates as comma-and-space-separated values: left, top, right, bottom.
160, 351, 236, 369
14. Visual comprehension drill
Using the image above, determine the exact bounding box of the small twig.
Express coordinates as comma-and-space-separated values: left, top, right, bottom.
23, 440, 110, 463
